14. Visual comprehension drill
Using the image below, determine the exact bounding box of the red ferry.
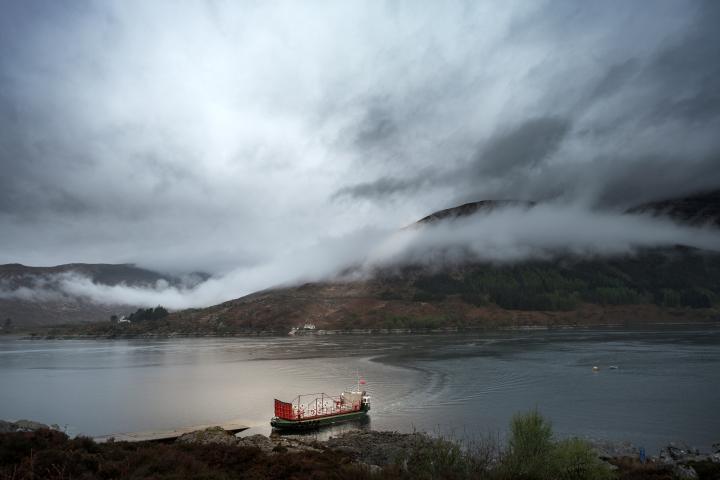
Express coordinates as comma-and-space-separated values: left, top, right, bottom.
271, 378, 371, 430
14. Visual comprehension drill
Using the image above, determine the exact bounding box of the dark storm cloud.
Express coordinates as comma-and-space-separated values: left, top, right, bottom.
333, 0, 720, 209
332, 175, 430, 201
472, 117, 571, 176
584, 155, 720, 208
640, 4, 720, 125
333, 117, 571, 201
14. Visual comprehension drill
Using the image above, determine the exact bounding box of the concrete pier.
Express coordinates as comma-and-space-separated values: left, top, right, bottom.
93, 419, 249, 443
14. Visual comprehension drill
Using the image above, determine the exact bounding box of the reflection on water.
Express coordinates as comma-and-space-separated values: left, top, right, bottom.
1, 326, 719, 451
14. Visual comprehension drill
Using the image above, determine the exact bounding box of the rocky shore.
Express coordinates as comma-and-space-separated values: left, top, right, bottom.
590, 439, 720, 479
176, 427, 720, 478
2, 419, 719, 479
177, 428, 445, 471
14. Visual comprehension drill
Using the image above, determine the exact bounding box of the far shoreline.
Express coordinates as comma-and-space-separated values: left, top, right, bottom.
9, 318, 720, 340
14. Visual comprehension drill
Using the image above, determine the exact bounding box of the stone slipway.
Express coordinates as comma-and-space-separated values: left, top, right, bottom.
93, 419, 248, 443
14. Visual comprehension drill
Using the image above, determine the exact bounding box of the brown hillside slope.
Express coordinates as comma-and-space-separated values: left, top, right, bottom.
167, 280, 716, 334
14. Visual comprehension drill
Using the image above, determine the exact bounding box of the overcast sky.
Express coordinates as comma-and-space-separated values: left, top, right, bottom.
1, 0, 719, 276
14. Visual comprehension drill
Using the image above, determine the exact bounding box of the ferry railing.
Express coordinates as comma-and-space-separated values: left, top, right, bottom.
274, 392, 362, 420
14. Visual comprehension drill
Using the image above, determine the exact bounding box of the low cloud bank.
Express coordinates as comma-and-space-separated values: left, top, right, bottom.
2, 206, 719, 311
367, 204, 720, 266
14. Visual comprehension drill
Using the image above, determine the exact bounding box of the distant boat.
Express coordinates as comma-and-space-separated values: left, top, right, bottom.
609, 365, 619, 370
271, 378, 371, 431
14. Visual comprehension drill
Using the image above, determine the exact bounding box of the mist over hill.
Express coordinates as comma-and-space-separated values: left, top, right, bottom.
17, 189, 719, 335
0, 264, 205, 327
156, 191, 720, 333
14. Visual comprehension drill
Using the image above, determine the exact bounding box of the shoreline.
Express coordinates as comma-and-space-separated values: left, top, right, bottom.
12, 319, 720, 340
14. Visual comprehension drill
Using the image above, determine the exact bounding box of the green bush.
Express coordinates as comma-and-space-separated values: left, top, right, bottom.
498, 411, 614, 480
405, 437, 472, 480
553, 438, 614, 480
501, 410, 555, 479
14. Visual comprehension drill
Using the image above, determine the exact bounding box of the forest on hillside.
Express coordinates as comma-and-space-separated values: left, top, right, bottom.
409, 249, 720, 311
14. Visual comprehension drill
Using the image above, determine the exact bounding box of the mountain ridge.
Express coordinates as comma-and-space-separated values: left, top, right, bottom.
415, 200, 536, 225
6, 188, 720, 332
0, 263, 183, 327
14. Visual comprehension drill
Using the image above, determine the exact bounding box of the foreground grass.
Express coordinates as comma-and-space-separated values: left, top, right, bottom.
2, 412, 718, 479
0, 428, 369, 480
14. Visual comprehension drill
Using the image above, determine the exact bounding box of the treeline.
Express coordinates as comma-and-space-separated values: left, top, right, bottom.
111, 306, 169, 323
412, 250, 720, 311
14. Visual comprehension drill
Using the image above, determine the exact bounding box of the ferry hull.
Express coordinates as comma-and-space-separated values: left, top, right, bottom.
271, 409, 369, 431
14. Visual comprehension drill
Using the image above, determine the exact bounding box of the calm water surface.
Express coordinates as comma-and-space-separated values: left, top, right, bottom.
1, 326, 719, 452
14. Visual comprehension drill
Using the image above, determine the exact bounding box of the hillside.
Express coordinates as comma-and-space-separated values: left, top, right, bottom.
45, 248, 719, 337
40, 189, 720, 337
149, 249, 718, 334
0, 263, 183, 328
415, 200, 535, 225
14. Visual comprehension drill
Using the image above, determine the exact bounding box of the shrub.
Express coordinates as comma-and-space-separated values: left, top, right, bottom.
501, 410, 555, 479
404, 437, 467, 479
553, 438, 614, 480
403, 435, 494, 480
499, 411, 614, 480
